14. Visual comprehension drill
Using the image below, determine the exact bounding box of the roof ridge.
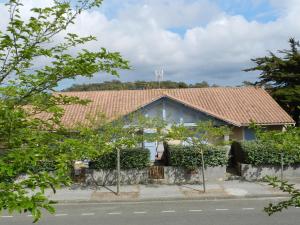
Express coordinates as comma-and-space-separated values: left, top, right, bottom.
57, 86, 260, 94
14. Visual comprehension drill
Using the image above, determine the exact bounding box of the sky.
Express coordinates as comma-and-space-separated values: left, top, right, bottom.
0, 0, 300, 89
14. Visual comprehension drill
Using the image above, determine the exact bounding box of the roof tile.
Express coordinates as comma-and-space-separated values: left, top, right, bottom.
45, 87, 294, 127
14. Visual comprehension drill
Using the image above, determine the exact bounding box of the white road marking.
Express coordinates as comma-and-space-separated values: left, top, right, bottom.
216, 208, 229, 211
27, 215, 33, 217
242, 208, 255, 210
1, 216, 13, 218
81, 213, 95, 216
108, 212, 121, 215
133, 211, 147, 214
58, 197, 288, 206
161, 210, 176, 213
189, 209, 203, 212
55, 213, 68, 217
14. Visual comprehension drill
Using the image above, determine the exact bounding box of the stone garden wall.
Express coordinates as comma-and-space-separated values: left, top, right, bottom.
85, 166, 226, 186
238, 163, 300, 181
163, 166, 226, 184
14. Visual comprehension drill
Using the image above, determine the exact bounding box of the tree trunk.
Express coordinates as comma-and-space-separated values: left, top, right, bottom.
116, 148, 120, 195
201, 149, 206, 193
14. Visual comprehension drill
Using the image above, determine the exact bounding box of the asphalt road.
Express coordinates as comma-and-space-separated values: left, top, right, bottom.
1, 198, 299, 225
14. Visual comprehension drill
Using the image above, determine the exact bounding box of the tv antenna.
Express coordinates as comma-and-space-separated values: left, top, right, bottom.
155, 69, 164, 89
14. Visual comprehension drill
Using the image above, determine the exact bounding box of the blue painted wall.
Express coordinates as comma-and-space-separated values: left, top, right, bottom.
132, 97, 228, 161
139, 97, 226, 126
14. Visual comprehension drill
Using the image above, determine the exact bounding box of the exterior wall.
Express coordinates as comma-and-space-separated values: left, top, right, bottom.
230, 125, 284, 142
266, 125, 284, 131
86, 169, 149, 185
230, 127, 243, 141
239, 163, 300, 181
85, 166, 226, 185
163, 166, 226, 184
140, 97, 226, 126
243, 125, 284, 141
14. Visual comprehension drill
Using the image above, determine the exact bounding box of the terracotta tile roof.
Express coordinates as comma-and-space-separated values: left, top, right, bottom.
49, 87, 294, 127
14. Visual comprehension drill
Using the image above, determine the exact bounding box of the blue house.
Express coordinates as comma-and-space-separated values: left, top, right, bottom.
54, 87, 295, 161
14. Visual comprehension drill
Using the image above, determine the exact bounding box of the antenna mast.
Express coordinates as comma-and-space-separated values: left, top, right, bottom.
155, 69, 164, 89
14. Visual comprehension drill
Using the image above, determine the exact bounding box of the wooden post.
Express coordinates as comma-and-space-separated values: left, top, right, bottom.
116, 148, 120, 195
201, 149, 206, 193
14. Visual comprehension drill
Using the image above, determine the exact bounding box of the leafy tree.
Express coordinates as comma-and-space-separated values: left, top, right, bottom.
167, 121, 230, 192
245, 38, 300, 125
193, 81, 210, 88
253, 125, 300, 153
251, 126, 300, 215
0, 0, 129, 221
62, 80, 211, 91
240, 81, 255, 86
167, 121, 231, 147
264, 176, 300, 215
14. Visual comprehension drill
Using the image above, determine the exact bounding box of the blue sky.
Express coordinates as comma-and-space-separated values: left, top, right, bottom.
214, 0, 278, 22
99, 0, 278, 22
0, 0, 299, 89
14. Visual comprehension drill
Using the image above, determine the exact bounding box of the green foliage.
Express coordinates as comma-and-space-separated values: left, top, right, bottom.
62, 80, 214, 91
167, 121, 231, 146
0, 126, 110, 221
245, 38, 300, 125
0, 0, 130, 222
89, 148, 150, 170
28, 160, 57, 173
165, 144, 228, 170
165, 121, 230, 171
239, 141, 300, 166
242, 126, 300, 214
237, 126, 300, 166
264, 176, 300, 215
253, 125, 300, 152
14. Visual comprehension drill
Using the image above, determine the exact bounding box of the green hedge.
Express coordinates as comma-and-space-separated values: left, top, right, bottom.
89, 148, 150, 170
164, 144, 228, 170
239, 141, 300, 166
27, 160, 57, 173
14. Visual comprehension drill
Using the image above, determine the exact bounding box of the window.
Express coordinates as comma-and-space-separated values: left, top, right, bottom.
244, 127, 256, 140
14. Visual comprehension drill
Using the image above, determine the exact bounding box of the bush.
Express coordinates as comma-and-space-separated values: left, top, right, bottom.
165, 144, 228, 170
239, 141, 300, 166
89, 148, 150, 170
28, 160, 57, 173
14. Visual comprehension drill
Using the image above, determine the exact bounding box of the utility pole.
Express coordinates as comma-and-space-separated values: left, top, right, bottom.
116, 147, 121, 195
155, 69, 164, 89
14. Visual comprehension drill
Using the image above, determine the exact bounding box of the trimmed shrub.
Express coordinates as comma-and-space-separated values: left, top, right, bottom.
165, 144, 228, 170
239, 141, 300, 166
89, 148, 150, 170
27, 160, 57, 172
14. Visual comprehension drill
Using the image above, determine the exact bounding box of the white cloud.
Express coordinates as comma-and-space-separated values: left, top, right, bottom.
116, 0, 224, 28
1, 0, 300, 88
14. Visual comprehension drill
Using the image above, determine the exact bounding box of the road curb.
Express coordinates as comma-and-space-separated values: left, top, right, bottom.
53, 193, 290, 204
